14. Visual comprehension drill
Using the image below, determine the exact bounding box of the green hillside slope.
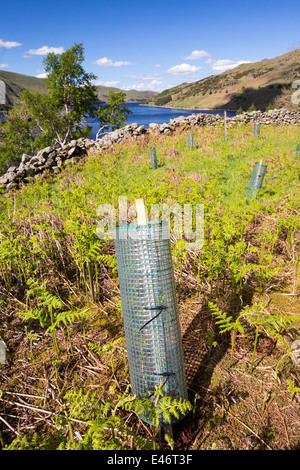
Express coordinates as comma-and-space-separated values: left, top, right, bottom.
147, 48, 300, 111
0, 69, 158, 108
0, 70, 47, 107
95, 85, 158, 103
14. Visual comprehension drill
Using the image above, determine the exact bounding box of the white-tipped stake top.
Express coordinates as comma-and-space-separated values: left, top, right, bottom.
136, 198, 148, 226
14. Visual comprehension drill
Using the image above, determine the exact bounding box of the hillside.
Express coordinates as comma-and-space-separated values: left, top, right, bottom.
0, 70, 48, 107
147, 48, 300, 111
0, 69, 157, 108
95, 85, 158, 104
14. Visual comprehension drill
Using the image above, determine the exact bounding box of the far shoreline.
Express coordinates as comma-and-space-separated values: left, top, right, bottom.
139, 103, 237, 113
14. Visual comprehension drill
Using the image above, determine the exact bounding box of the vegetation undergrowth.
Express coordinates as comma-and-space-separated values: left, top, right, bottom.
0, 123, 299, 450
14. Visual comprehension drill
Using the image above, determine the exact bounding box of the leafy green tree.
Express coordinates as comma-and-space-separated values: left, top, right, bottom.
0, 43, 132, 173
0, 95, 54, 171
21, 91, 63, 144
0, 92, 62, 172
247, 103, 256, 112
0, 43, 97, 170
0, 96, 35, 169
42, 43, 97, 145
95, 90, 131, 139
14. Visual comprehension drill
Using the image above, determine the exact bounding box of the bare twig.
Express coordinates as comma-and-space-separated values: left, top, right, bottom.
275, 402, 291, 449
0, 415, 21, 437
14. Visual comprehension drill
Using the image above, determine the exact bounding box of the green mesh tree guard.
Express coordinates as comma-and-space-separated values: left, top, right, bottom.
296, 143, 300, 160
246, 162, 267, 204
254, 124, 261, 138
114, 220, 188, 426
188, 133, 194, 149
150, 147, 157, 169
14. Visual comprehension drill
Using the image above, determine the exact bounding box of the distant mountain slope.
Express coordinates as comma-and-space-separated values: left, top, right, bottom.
0, 70, 158, 108
147, 49, 300, 111
95, 85, 158, 103
0, 70, 47, 107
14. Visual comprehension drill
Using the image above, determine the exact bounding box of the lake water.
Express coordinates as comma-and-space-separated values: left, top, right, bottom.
0, 102, 236, 140
87, 102, 236, 140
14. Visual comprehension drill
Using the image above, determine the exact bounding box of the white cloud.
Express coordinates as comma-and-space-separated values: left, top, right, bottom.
153, 64, 161, 68
35, 72, 48, 78
0, 63, 8, 68
24, 46, 64, 58
211, 59, 251, 72
126, 79, 164, 92
183, 49, 211, 60
93, 57, 134, 67
94, 80, 120, 87
166, 63, 202, 75
127, 73, 159, 80
0, 38, 22, 49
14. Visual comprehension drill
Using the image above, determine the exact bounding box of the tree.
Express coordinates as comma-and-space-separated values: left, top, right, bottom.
94, 90, 132, 139
21, 90, 64, 145
42, 43, 98, 146
0, 43, 97, 170
0, 43, 132, 172
247, 103, 256, 112
0, 95, 54, 171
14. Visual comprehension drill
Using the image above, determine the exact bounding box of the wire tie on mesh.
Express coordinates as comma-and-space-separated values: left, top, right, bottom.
139, 305, 167, 331
148, 373, 175, 398
153, 372, 175, 377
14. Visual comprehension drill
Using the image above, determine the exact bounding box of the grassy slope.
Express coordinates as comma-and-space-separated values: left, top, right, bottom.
148, 49, 300, 111
0, 70, 47, 106
0, 123, 300, 450
96, 85, 158, 103
0, 69, 158, 107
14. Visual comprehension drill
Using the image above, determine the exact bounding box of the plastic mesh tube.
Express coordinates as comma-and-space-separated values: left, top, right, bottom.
254, 124, 261, 138
150, 147, 157, 169
114, 221, 188, 425
246, 162, 267, 203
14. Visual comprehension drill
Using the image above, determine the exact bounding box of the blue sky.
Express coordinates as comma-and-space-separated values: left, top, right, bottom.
0, 0, 299, 92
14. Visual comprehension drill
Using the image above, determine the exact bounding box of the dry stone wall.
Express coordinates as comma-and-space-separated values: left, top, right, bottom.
1, 108, 299, 192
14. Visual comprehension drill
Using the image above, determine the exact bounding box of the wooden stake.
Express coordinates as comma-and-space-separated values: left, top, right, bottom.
224, 110, 227, 141
136, 198, 148, 225
0, 340, 6, 365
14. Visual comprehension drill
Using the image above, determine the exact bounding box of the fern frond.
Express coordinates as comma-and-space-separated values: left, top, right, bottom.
208, 302, 234, 333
